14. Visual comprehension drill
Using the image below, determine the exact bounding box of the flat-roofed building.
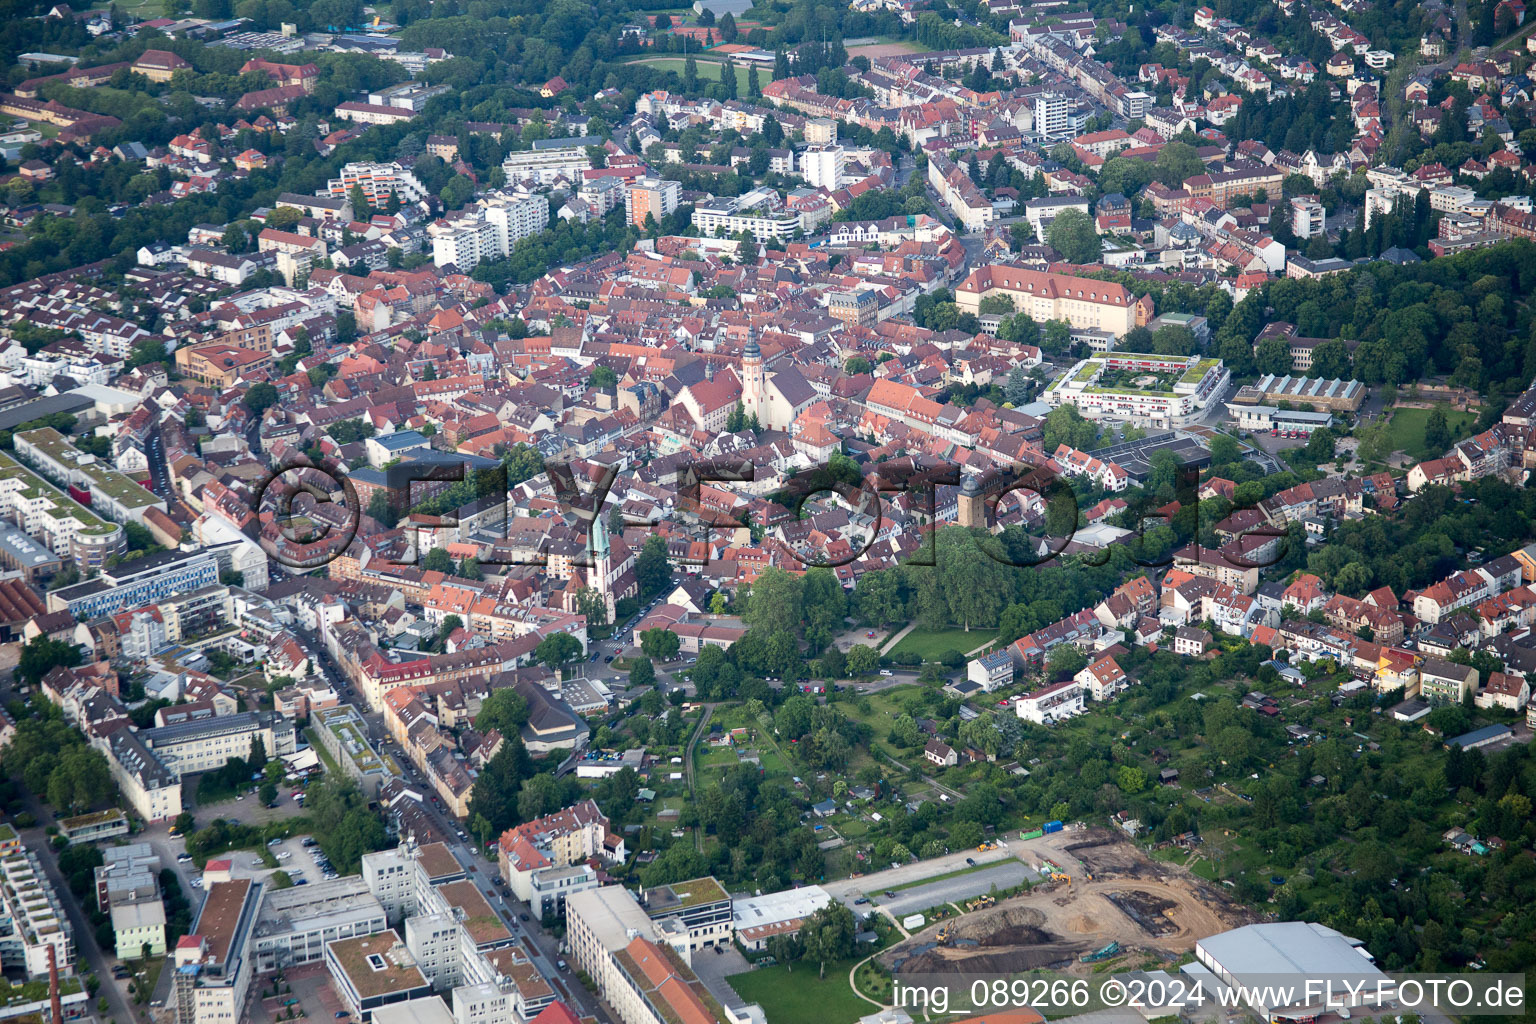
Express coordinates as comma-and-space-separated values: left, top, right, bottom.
731, 885, 832, 951
0, 834, 74, 977
1189, 922, 1386, 1022
172, 879, 260, 1024
638, 877, 732, 952
325, 933, 433, 1023
251, 877, 388, 971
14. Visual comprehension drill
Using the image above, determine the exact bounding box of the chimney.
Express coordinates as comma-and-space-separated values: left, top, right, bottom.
48, 943, 61, 1024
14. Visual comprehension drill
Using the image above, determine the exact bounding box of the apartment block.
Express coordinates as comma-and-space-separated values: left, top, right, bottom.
326, 162, 428, 206
501, 136, 602, 186
14, 426, 164, 527
625, 177, 681, 228
47, 548, 224, 619
0, 829, 73, 978
0, 449, 124, 570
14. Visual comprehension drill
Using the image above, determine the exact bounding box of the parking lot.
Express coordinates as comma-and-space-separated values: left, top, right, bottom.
212, 833, 335, 889
871, 861, 1037, 919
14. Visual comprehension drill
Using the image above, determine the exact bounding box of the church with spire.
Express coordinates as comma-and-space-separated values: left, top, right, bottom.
736, 323, 819, 432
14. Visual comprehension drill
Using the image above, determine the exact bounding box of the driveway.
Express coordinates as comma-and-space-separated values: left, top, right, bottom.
687, 943, 754, 1013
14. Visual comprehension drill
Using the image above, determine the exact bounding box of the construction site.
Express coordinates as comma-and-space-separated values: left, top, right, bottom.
881, 827, 1256, 977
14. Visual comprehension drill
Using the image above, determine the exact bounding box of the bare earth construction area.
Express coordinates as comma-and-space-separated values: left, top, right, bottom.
883, 829, 1256, 976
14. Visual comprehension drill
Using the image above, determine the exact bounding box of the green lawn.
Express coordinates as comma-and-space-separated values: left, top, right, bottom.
1384, 406, 1476, 459
622, 56, 759, 95
727, 960, 873, 1024
887, 626, 995, 662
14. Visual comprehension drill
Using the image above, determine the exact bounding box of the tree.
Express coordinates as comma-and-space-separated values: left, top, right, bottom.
476, 688, 531, 736
17, 636, 81, 686
437, 614, 464, 648
635, 535, 671, 597
1047, 209, 1102, 264
1042, 405, 1098, 452
244, 382, 279, 417
421, 548, 455, 574
1004, 364, 1032, 405
536, 632, 583, 671
588, 366, 618, 389
1153, 141, 1204, 187
440, 175, 475, 211
846, 644, 880, 675
640, 628, 681, 661
1047, 645, 1087, 676
629, 656, 656, 688
1254, 336, 1293, 376
222, 223, 249, 253
1424, 406, 1452, 452
719, 11, 737, 40
799, 902, 858, 978
742, 566, 804, 635
654, 12, 671, 28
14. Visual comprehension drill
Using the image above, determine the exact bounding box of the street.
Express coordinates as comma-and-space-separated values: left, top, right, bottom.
294, 628, 608, 1020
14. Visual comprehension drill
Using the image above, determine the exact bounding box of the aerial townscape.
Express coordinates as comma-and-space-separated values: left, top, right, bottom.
1, 0, 1536, 1023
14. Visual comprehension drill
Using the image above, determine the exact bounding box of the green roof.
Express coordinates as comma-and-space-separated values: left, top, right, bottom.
15, 427, 160, 510
661, 876, 729, 909
0, 449, 119, 537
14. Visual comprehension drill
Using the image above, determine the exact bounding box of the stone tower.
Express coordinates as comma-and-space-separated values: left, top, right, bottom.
956, 474, 986, 529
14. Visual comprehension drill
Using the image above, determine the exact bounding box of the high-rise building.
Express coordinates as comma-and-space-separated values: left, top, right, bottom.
799, 145, 843, 189
1034, 93, 1070, 137
624, 177, 681, 228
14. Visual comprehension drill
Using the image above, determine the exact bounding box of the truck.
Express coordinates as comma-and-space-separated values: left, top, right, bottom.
1042, 820, 1064, 834
902, 914, 926, 930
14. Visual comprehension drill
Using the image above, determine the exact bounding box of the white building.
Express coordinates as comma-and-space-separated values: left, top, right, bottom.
1034, 93, 1071, 136
250, 877, 388, 972
800, 145, 844, 188
429, 193, 550, 270
172, 880, 259, 1024
691, 187, 801, 243
501, 136, 602, 186
1013, 678, 1086, 724
429, 214, 499, 270
1189, 922, 1387, 1022
0, 828, 74, 978
967, 649, 1015, 691
326, 162, 428, 206
1290, 196, 1325, 238
731, 885, 832, 951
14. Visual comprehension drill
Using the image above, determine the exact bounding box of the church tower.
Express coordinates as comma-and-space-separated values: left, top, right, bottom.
741, 324, 766, 422
589, 512, 616, 625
